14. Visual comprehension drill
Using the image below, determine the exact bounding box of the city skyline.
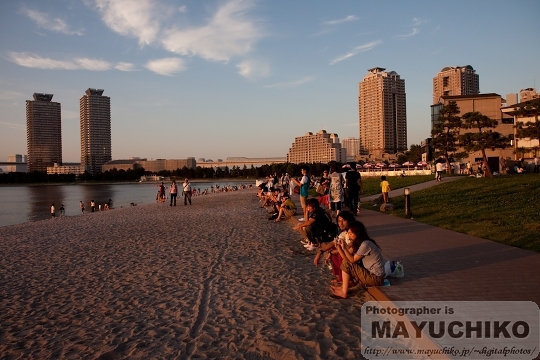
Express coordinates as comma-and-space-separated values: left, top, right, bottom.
1, 1, 539, 166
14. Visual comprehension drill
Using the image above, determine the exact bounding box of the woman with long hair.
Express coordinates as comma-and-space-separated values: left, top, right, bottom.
313, 211, 357, 284
330, 221, 385, 299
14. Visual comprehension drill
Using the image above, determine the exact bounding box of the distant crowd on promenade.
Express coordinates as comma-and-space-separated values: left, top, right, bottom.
256, 163, 395, 299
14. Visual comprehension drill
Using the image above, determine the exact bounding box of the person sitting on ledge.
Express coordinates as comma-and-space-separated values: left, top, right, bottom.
274, 192, 296, 222
313, 211, 357, 285
330, 221, 385, 299
293, 198, 335, 251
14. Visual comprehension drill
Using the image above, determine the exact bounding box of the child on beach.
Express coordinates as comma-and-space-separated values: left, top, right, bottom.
330, 221, 385, 299
380, 176, 391, 203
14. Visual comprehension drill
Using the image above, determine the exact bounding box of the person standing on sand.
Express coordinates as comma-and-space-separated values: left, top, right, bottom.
50, 203, 55, 218
90, 200, 95, 212
292, 167, 310, 222
170, 180, 178, 206
183, 179, 192, 205
60, 204, 65, 216
80, 201, 85, 214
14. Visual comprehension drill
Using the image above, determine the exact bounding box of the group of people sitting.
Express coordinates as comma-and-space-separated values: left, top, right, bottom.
257, 168, 385, 299
257, 184, 297, 222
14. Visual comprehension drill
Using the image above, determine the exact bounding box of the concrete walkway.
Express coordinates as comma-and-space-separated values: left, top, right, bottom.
360, 175, 463, 203
359, 208, 540, 303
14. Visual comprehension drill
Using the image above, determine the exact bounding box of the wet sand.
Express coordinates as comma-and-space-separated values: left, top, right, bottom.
0, 190, 369, 359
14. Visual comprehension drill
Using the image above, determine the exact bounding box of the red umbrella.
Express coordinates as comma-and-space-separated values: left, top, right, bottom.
417, 161, 428, 167
356, 164, 362, 169
389, 163, 401, 170
363, 163, 373, 168
375, 163, 387, 168
342, 164, 351, 169
402, 161, 414, 170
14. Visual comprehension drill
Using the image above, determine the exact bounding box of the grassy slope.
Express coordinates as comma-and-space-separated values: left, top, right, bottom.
363, 174, 540, 252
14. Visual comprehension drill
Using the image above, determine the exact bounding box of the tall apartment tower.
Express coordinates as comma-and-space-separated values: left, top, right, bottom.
26, 93, 62, 172
358, 67, 407, 155
432, 65, 479, 104
80, 88, 111, 174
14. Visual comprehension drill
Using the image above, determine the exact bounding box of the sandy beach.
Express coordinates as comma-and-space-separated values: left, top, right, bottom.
0, 190, 369, 359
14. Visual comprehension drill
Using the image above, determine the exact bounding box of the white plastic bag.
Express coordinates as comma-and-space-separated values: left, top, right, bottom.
384, 260, 404, 278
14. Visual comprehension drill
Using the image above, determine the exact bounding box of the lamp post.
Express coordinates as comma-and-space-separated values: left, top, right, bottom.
404, 187, 412, 218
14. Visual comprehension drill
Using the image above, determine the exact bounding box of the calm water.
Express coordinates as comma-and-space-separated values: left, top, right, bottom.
0, 180, 253, 228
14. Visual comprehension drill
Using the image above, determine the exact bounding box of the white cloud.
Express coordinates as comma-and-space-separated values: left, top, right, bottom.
8, 52, 79, 70
329, 40, 382, 65
412, 17, 427, 26
94, 0, 160, 45
0, 121, 25, 130
263, 76, 314, 89
396, 28, 419, 39
115, 62, 136, 71
8, 52, 112, 71
145, 58, 186, 76
161, 0, 262, 62
323, 15, 357, 26
75, 58, 111, 71
237, 59, 269, 79
178, 5, 187, 13
21, 8, 84, 35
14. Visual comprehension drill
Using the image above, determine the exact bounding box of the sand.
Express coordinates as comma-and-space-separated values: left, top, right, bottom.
0, 190, 369, 359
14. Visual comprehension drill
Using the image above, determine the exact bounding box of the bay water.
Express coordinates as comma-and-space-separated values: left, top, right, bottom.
0, 180, 254, 228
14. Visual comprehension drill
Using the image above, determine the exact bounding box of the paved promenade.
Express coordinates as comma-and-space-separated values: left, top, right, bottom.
360, 208, 540, 303
355, 177, 540, 304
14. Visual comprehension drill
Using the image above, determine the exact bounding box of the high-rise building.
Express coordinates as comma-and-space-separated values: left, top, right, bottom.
287, 130, 346, 164
358, 67, 407, 155
341, 138, 360, 161
433, 65, 479, 104
80, 88, 111, 174
26, 93, 62, 172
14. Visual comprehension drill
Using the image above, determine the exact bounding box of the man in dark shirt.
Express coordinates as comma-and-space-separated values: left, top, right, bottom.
345, 162, 362, 215
293, 198, 336, 250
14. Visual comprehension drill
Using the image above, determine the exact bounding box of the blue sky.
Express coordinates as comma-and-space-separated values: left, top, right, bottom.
1, 0, 539, 165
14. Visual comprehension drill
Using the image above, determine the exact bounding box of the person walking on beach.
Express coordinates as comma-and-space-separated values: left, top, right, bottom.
90, 200, 96, 212
60, 204, 65, 216
183, 179, 192, 205
80, 201, 85, 214
170, 180, 178, 206
50, 203, 55, 218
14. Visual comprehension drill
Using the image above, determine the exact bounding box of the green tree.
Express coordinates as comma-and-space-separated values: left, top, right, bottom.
397, 144, 423, 164
460, 112, 510, 178
431, 101, 464, 173
515, 98, 540, 156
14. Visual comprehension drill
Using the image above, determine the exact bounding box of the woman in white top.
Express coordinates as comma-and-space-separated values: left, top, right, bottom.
328, 165, 344, 218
